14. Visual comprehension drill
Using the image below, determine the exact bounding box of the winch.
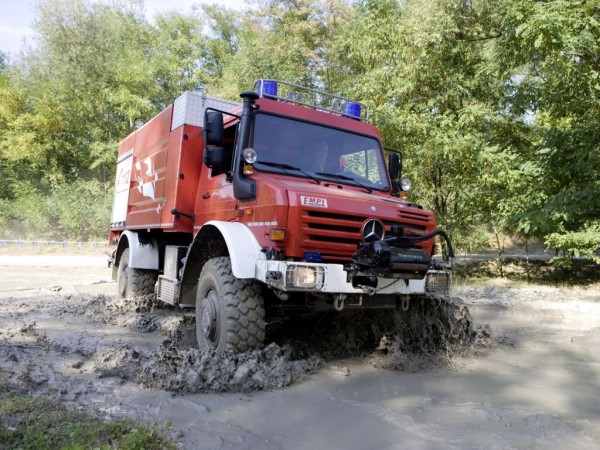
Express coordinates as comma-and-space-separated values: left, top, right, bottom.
347, 227, 454, 287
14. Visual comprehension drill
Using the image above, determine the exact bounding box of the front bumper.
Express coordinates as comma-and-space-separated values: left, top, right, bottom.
255, 260, 450, 295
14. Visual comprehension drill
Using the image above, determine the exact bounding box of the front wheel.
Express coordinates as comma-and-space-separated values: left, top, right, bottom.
196, 257, 265, 354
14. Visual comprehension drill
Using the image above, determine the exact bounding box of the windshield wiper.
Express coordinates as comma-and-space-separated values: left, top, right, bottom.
256, 161, 321, 184
315, 172, 372, 193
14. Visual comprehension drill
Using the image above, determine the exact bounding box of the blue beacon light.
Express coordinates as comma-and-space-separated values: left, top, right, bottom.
345, 102, 362, 119
259, 80, 278, 97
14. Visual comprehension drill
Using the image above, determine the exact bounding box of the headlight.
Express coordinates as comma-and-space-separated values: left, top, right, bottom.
285, 265, 324, 290
400, 176, 412, 192
242, 147, 258, 164
426, 272, 450, 292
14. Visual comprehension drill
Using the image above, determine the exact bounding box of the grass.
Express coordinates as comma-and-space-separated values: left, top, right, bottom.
0, 386, 176, 450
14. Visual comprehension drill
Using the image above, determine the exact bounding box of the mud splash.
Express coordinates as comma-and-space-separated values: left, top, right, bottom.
90, 343, 322, 393
1, 292, 484, 395
269, 295, 484, 372
84, 297, 481, 394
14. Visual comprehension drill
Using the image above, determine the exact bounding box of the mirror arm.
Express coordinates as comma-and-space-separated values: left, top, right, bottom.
205, 107, 241, 121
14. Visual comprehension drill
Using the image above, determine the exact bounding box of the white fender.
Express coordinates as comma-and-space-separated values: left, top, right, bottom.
202, 220, 265, 279
119, 230, 159, 270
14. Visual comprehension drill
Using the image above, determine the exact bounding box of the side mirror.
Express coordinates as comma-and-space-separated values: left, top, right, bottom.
389, 152, 402, 180
204, 111, 224, 146
204, 146, 226, 169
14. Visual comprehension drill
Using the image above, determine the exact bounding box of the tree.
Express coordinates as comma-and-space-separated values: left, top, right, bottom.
0, 0, 256, 239
488, 0, 600, 256
211, 0, 351, 98
151, 10, 213, 105
326, 0, 515, 249
0, 0, 158, 187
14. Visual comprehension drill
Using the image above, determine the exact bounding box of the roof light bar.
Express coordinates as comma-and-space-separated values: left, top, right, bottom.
253, 79, 369, 122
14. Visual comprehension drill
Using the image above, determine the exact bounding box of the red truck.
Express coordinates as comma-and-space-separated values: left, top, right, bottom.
109, 80, 455, 354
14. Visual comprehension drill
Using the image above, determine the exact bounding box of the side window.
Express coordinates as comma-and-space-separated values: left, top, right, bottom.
365, 149, 381, 183
342, 149, 382, 183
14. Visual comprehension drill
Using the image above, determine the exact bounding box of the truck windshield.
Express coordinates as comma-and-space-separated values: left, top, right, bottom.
251, 113, 389, 191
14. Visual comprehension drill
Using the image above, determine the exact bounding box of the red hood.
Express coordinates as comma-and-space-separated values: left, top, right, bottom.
256, 176, 437, 262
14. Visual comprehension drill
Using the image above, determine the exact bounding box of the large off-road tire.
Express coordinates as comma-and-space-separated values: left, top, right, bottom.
116, 248, 157, 298
196, 257, 266, 354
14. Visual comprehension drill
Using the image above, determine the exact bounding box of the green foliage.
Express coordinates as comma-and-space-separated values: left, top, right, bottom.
324, 0, 512, 250
546, 225, 600, 265
489, 0, 600, 241
1, 180, 112, 240
0, 0, 156, 196
150, 10, 215, 104
210, 0, 350, 98
0, 0, 240, 240
0, 391, 175, 449
1, 0, 599, 257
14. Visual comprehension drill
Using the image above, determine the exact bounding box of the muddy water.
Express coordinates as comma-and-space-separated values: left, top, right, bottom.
1, 255, 600, 448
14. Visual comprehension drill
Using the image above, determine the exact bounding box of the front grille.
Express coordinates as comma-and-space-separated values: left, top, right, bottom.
300, 209, 433, 262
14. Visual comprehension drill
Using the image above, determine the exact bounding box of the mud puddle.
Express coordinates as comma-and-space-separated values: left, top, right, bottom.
1, 292, 483, 396
3, 255, 600, 448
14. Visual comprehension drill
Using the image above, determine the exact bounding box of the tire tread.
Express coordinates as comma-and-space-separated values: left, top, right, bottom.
196, 257, 265, 353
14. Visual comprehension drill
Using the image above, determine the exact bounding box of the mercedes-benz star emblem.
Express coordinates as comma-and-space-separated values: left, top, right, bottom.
361, 219, 385, 242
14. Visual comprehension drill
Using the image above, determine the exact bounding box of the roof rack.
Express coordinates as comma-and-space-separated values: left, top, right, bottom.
252, 79, 368, 122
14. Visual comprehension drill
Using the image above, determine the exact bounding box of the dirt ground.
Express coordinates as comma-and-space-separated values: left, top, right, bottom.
1, 252, 600, 449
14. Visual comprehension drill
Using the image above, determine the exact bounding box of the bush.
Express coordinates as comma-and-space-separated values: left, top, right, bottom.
545, 225, 600, 266
452, 225, 493, 254
0, 180, 113, 241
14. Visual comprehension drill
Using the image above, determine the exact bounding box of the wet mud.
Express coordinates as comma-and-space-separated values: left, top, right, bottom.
1, 292, 482, 395
3, 256, 600, 448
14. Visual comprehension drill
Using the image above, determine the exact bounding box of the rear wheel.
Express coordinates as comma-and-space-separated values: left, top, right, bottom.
116, 248, 157, 298
196, 257, 265, 354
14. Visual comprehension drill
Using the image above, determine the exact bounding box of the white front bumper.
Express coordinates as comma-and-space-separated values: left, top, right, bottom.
255, 260, 444, 295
